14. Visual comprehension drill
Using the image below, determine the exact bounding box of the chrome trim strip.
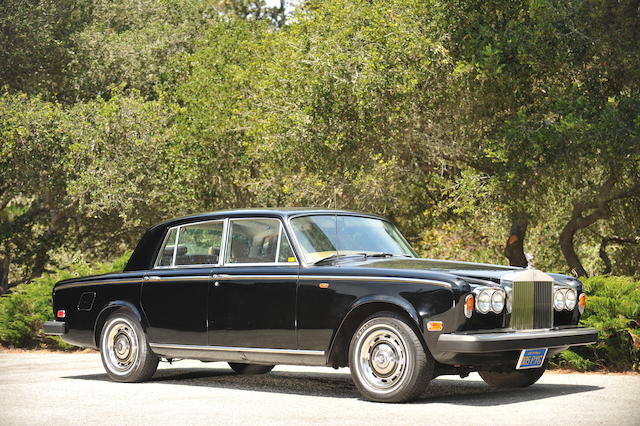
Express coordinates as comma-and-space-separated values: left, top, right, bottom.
215, 275, 298, 281
56, 279, 141, 290
149, 343, 324, 356
299, 275, 452, 288
57, 274, 449, 289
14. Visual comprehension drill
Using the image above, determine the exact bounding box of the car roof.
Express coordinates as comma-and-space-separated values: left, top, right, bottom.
157, 208, 387, 228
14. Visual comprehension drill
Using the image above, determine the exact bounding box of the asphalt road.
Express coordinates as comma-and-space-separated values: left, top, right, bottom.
1, 352, 638, 425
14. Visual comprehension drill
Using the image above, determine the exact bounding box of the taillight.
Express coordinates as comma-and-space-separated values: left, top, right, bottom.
56, 310, 66, 319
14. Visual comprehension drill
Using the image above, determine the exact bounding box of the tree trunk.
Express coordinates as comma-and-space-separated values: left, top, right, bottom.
599, 236, 639, 275
559, 213, 590, 277
0, 253, 9, 295
504, 213, 528, 267
559, 180, 639, 277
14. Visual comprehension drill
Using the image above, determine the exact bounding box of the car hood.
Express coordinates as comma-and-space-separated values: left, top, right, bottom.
348, 257, 575, 285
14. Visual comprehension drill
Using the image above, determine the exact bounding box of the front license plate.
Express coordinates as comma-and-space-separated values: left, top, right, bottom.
516, 348, 548, 370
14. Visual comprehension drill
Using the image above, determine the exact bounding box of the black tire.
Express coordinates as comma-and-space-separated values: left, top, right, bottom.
348, 311, 434, 403
479, 364, 547, 388
99, 310, 159, 382
228, 363, 275, 375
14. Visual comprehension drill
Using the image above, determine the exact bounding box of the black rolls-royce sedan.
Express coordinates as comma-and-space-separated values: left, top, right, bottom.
44, 209, 597, 402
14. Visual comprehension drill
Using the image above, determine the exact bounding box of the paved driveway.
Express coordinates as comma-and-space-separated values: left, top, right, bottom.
1, 352, 638, 425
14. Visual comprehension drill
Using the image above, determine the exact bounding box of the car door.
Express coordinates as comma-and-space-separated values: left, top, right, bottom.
208, 218, 299, 349
141, 220, 224, 345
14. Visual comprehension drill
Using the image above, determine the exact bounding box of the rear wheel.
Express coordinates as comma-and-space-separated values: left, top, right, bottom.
228, 363, 275, 375
479, 364, 547, 388
99, 311, 158, 382
348, 312, 434, 403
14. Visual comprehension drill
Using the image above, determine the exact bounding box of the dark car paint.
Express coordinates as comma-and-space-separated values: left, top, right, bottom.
50, 208, 588, 370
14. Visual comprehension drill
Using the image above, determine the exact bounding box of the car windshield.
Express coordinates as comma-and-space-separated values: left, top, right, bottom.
289, 215, 417, 263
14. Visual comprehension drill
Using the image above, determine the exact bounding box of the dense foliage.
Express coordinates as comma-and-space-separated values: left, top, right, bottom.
0, 252, 131, 348
1, 0, 638, 363
551, 276, 640, 371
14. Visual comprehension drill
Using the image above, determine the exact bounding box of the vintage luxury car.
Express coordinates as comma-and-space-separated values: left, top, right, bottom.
44, 209, 597, 402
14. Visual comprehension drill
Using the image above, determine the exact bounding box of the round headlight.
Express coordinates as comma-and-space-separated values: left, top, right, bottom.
553, 289, 566, 311
565, 288, 577, 310
491, 290, 505, 313
476, 290, 492, 314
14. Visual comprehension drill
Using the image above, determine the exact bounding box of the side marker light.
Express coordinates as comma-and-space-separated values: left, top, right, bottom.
426, 321, 443, 332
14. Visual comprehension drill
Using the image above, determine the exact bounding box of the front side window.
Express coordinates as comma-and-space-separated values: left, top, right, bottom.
157, 221, 224, 267
290, 215, 416, 263
226, 218, 296, 264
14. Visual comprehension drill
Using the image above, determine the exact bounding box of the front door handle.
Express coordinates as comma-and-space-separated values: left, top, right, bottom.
144, 276, 161, 281
211, 274, 230, 287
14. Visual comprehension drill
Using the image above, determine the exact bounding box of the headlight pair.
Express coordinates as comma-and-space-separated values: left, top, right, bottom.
553, 287, 577, 311
474, 288, 506, 314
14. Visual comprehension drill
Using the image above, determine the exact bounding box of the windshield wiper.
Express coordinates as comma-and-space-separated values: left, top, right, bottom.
314, 253, 350, 265
314, 252, 410, 265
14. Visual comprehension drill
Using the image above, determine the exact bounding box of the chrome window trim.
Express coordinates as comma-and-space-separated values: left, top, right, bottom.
172, 226, 180, 266
148, 343, 324, 356
222, 217, 299, 266
285, 213, 418, 266
153, 219, 226, 269
220, 263, 300, 268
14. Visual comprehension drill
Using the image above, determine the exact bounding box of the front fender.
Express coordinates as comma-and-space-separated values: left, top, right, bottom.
326, 295, 424, 367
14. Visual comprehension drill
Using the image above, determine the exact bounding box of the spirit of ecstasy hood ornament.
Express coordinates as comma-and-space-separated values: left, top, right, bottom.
525, 252, 534, 269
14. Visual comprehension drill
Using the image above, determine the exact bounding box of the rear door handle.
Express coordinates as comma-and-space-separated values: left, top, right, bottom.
144, 276, 161, 281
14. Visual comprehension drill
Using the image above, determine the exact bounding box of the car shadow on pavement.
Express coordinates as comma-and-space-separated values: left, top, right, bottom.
63, 367, 601, 405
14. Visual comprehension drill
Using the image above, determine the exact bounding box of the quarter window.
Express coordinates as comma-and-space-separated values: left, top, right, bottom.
158, 228, 177, 266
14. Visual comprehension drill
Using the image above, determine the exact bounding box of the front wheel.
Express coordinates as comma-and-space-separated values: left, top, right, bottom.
479, 364, 547, 388
99, 311, 159, 382
349, 312, 434, 403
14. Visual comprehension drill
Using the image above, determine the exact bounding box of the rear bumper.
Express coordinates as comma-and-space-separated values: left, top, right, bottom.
437, 326, 598, 353
43, 321, 67, 336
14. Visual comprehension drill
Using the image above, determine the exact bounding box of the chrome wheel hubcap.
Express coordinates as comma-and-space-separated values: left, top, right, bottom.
356, 324, 409, 393
104, 319, 138, 375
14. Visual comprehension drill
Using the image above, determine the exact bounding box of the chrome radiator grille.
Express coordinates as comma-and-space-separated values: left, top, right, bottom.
511, 280, 553, 330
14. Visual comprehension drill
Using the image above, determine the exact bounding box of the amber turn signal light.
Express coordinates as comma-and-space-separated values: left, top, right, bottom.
578, 293, 586, 314
426, 321, 443, 332
464, 294, 474, 318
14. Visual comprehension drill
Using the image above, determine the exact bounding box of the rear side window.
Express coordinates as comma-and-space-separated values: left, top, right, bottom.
156, 221, 224, 267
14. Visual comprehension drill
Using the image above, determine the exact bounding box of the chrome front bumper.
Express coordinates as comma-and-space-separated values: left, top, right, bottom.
437, 326, 598, 353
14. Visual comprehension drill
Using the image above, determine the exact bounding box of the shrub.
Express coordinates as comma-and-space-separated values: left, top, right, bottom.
0, 252, 131, 349
551, 275, 640, 371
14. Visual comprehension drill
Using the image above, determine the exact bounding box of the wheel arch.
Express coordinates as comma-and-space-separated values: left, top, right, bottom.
327, 296, 427, 368
93, 301, 147, 348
